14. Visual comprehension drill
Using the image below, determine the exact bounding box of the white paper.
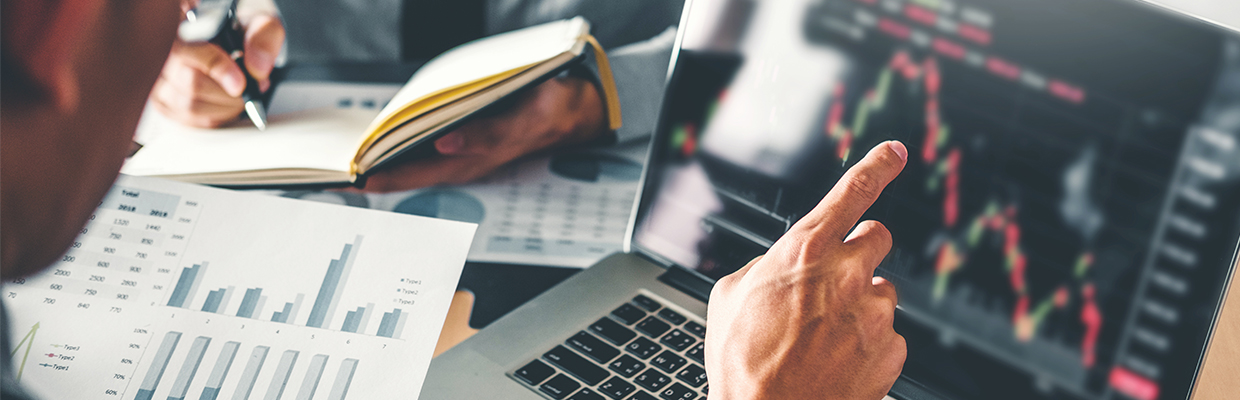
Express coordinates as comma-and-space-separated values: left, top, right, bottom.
125, 108, 377, 176
3, 175, 475, 400
266, 140, 647, 268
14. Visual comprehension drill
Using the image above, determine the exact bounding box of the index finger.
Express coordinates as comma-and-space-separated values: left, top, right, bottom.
789, 141, 907, 242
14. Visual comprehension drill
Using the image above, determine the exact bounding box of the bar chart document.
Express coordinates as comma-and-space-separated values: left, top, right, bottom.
2, 175, 476, 400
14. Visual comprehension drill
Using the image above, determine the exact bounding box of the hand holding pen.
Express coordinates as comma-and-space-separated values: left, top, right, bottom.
150, 0, 284, 129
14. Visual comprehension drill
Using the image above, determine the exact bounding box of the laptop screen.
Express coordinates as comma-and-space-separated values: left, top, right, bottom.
631, 0, 1240, 399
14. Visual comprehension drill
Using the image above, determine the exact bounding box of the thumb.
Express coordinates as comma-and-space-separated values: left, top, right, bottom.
243, 14, 285, 91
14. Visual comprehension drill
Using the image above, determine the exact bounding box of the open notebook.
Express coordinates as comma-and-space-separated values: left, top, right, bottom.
124, 17, 621, 187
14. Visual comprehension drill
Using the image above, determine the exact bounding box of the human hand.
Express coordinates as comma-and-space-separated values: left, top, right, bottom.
151, 6, 284, 128
359, 76, 608, 192
705, 141, 910, 400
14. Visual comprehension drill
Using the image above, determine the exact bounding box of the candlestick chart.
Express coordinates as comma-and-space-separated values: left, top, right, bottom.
825, 49, 1106, 370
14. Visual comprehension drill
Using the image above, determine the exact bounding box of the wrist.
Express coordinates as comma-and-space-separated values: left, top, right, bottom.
561, 76, 611, 146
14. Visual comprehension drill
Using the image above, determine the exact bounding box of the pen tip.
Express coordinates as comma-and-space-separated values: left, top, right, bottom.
245, 101, 268, 131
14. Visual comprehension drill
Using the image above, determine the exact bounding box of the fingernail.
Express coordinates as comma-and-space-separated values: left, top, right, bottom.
259, 79, 271, 93
887, 141, 908, 162
220, 70, 245, 97
436, 134, 465, 154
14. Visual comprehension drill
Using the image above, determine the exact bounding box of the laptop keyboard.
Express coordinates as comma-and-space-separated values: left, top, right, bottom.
509, 294, 709, 400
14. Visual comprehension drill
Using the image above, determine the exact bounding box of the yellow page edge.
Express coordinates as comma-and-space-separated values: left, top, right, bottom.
350, 63, 539, 174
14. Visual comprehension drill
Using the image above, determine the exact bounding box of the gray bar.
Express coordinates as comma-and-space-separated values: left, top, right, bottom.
323, 236, 363, 329
166, 336, 211, 400
201, 341, 241, 400
356, 303, 375, 334
253, 296, 268, 320
202, 289, 224, 313
217, 286, 236, 315
135, 332, 182, 400
341, 311, 359, 333
263, 350, 299, 400
274, 302, 294, 323
182, 262, 209, 309
286, 294, 305, 324
237, 288, 263, 318
294, 355, 329, 400
376, 311, 395, 338
392, 311, 410, 340
231, 346, 270, 400
326, 359, 359, 400
305, 259, 342, 328
166, 265, 199, 307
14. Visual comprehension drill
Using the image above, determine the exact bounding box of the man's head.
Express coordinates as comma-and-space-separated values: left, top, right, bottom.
1, 0, 182, 278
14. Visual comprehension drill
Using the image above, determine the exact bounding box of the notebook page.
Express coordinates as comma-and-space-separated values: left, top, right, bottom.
368, 17, 588, 131
124, 108, 376, 176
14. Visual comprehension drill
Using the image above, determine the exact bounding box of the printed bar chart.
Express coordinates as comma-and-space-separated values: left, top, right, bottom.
264, 350, 299, 400
3, 175, 472, 400
306, 237, 362, 329
236, 288, 263, 318
201, 290, 224, 313
134, 332, 181, 400
375, 309, 409, 338
271, 294, 305, 324
295, 355, 330, 400
327, 359, 359, 400
167, 263, 209, 308
232, 346, 270, 400
199, 341, 239, 400
166, 336, 211, 400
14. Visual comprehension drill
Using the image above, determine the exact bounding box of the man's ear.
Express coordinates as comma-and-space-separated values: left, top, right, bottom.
2, 0, 106, 111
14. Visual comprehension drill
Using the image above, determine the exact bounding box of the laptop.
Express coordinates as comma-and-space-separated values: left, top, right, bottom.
422, 0, 1240, 399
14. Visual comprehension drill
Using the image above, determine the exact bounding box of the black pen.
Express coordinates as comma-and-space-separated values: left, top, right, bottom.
180, 0, 268, 130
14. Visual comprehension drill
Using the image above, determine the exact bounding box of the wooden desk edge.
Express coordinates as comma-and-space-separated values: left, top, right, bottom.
1190, 255, 1240, 400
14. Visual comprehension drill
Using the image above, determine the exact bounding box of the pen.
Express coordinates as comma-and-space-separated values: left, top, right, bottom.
211, 3, 268, 130
181, 0, 268, 130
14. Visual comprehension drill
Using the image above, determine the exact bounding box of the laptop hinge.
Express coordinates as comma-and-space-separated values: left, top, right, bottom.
657, 267, 713, 303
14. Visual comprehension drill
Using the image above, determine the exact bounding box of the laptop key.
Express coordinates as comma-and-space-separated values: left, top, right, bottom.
628, 391, 658, 400
591, 317, 637, 345
544, 345, 610, 385
514, 359, 556, 385
683, 321, 706, 338
608, 355, 645, 378
625, 337, 662, 359
675, 364, 707, 388
632, 295, 662, 312
660, 330, 696, 351
657, 309, 687, 325
599, 377, 637, 399
569, 388, 606, 400
658, 383, 697, 400
568, 331, 621, 363
636, 317, 671, 337
651, 351, 687, 373
540, 374, 582, 399
612, 304, 648, 325
685, 343, 704, 364
633, 369, 672, 392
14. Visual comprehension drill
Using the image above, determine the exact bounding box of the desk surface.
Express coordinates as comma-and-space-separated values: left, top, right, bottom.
1191, 257, 1240, 400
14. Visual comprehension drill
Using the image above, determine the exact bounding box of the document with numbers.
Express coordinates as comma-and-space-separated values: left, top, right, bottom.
2, 175, 476, 400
